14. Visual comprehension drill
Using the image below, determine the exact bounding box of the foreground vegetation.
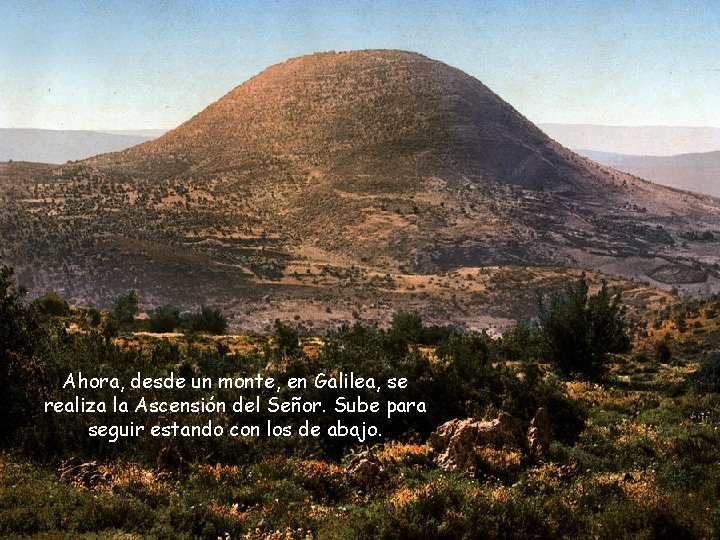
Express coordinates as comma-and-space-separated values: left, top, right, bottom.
2, 265, 720, 538
3, 355, 720, 539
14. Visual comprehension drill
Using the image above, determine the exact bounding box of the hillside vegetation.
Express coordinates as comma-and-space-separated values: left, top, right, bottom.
2, 267, 720, 538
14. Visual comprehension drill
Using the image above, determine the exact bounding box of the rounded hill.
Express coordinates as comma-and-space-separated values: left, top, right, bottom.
114, 50, 591, 190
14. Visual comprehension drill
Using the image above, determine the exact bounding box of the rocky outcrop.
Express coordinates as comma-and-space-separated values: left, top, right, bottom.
428, 413, 527, 472
527, 407, 552, 458
428, 409, 554, 472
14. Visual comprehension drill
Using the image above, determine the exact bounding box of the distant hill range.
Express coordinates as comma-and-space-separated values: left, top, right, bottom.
540, 123, 720, 198
539, 124, 720, 157
0, 128, 165, 164
574, 149, 720, 199
1, 51, 719, 331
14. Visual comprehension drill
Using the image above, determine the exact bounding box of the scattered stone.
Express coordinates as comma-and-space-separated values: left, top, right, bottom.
346, 450, 385, 487
428, 413, 527, 472
527, 407, 552, 458
58, 457, 111, 490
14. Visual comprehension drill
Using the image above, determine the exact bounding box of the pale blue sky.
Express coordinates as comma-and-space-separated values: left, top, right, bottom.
1, 0, 718, 130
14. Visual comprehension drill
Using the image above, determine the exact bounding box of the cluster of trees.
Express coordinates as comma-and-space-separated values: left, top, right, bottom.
536, 275, 630, 378
688, 353, 720, 393
103, 291, 227, 336
0, 266, 46, 446
147, 304, 228, 334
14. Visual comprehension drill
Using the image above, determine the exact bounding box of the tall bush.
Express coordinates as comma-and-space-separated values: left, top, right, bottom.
537, 273, 630, 379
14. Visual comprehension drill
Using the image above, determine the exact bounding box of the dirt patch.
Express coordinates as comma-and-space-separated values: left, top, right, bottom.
647, 264, 707, 284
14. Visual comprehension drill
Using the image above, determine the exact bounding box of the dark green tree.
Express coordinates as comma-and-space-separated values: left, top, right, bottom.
655, 339, 673, 363
148, 305, 182, 333
186, 306, 228, 335
30, 290, 70, 319
688, 353, 720, 393
537, 273, 630, 379
0, 266, 47, 446
390, 310, 424, 343
109, 290, 139, 326
86, 307, 102, 328
273, 319, 300, 356
500, 319, 540, 361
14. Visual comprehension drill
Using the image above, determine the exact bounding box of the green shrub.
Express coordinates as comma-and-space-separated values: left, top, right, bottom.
30, 290, 70, 319
500, 319, 540, 361
688, 354, 720, 393
536, 274, 630, 379
109, 290, 139, 326
389, 310, 456, 345
655, 339, 673, 363
273, 319, 301, 356
184, 306, 227, 335
0, 266, 47, 448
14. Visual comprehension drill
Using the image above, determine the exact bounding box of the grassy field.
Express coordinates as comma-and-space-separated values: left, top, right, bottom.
2, 342, 720, 539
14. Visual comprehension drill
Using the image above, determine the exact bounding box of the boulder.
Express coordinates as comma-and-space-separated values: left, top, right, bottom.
428, 413, 527, 472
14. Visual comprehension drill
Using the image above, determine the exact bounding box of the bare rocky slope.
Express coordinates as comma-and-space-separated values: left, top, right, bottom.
1, 50, 719, 330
